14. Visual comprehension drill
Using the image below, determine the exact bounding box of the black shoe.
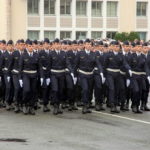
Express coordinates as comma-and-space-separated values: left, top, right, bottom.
82, 105, 88, 114
61, 103, 67, 109
88, 103, 95, 109
34, 103, 41, 110
6, 104, 11, 111
125, 104, 129, 111
107, 103, 111, 108
82, 105, 92, 114
95, 104, 101, 111
68, 105, 73, 111
86, 108, 92, 113
23, 106, 29, 115
132, 106, 143, 114
14, 106, 20, 113
120, 105, 128, 112
111, 105, 120, 113
99, 104, 105, 111
136, 108, 143, 114
132, 106, 137, 113
140, 105, 144, 111
43, 105, 50, 112
144, 105, 150, 111
53, 104, 58, 115
57, 108, 63, 114
77, 101, 83, 107
29, 107, 36, 115
72, 105, 78, 110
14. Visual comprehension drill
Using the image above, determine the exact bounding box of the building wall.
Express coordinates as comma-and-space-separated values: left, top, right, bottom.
11, 0, 27, 42
119, 0, 136, 32
0, 0, 11, 40
0, 0, 150, 41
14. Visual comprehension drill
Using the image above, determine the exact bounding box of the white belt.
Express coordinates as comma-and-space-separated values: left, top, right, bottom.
94, 67, 98, 71
12, 69, 19, 73
120, 71, 126, 75
23, 70, 37, 74
51, 69, 66, 73
3, 68, 8, 71
106, 68, 120, 73
132, 71, 146, 75
42, 67, 47, 70
65, 68, 69, 72
78, 69, 93, 75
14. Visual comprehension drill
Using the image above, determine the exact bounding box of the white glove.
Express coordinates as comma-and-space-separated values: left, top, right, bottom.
73, 77, 77, 85
100, 73, 106, 84
129, 70, 132, 77
126, 79, 130, 87
19, 79, 23, 88
40, 78, 44, 86
71, 73, 77, 85
7, 76, 10, 82
46, 78, 51, 86
71, 73, 74, 79
147, 76, 150, 84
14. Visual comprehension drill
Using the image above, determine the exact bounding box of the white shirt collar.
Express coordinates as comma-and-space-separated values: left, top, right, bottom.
85, 49, 90, 54
114, 51, 118, 55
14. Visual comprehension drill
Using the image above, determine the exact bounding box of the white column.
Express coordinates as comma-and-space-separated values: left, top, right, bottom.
56, 0, 60, 38
39, 0, 44, 40
72, 0, 76, 40
87, 0, 92, 38
103, 0, 107, 39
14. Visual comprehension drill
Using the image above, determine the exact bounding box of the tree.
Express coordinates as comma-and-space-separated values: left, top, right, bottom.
128, 32, 140, 42
114, 32, 129, 42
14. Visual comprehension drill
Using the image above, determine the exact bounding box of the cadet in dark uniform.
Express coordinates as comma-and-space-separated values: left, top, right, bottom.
74, 39, 103, 114
0, 40, 6, 107
0, 40, 14, 110
94, 41, 106, 111
140, 43, 150, 111
118, 41, 131, 111
11, 40, 24, 113
39, 38, 51, 112
66, 40, 78, 111
49, 39, 72, 115
104, 41, 132, 113
19, 40, 39, 115
129, 42, 146, 113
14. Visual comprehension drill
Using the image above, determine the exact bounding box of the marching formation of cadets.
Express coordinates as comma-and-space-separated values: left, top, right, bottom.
0, 38, 150, 116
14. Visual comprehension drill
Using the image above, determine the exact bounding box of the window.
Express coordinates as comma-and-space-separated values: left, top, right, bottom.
92, 1, 102, 17
60, 0, 71, 15
138, 32, 147, 41
91, 32, 102, 39
44, 0, 55, 15
60, 31, 71, 40
44, 31, 56, 40
107, 1, 118, 17
28, 31, 40, 40
137, 2, 147, 17
106, 32, 116, 39
76, 32, 87, 40
28, 0, 39, 15
76, 1, 87, 16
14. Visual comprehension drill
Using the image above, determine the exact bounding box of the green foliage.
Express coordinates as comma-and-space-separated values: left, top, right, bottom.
114, 31, 140, 42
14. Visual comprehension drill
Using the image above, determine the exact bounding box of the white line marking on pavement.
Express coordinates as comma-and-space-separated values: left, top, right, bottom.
78, 108, 150, 125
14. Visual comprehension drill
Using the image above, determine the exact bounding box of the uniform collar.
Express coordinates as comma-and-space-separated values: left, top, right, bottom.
113, 51, 118, 55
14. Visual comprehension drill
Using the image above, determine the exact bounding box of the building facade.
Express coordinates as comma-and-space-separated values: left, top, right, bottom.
0, 0, 150, 41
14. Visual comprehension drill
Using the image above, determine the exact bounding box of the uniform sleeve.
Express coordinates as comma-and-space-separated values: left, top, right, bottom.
74, 52, 80, 77
19, 55, 23, 79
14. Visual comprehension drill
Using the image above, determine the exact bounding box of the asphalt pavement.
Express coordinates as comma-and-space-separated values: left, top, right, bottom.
0, 104, 150, 150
